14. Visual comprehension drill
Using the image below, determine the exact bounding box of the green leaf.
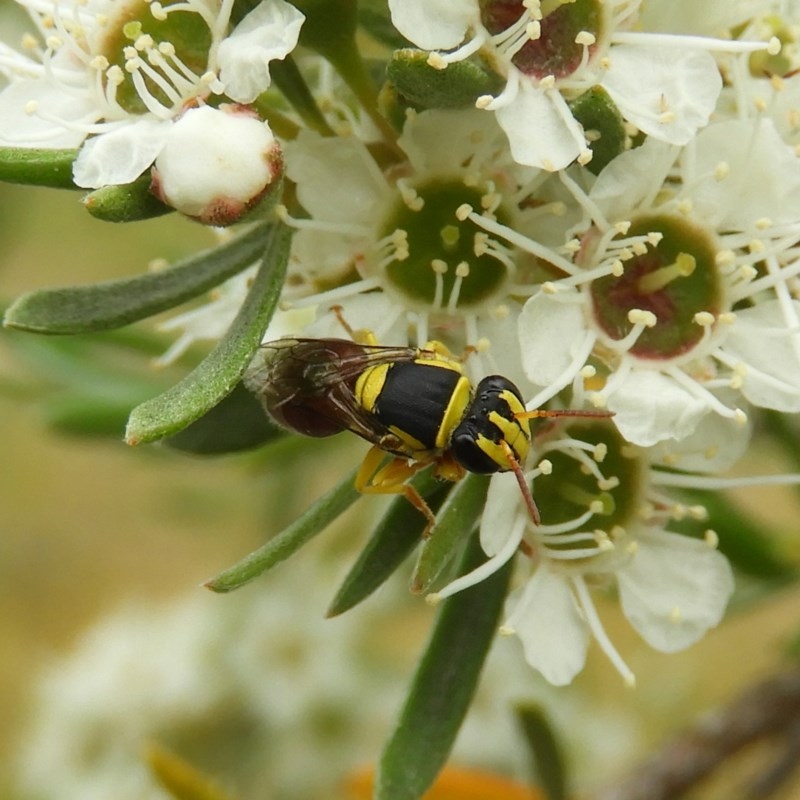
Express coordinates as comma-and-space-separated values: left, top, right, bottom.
269, 57, 335, 136
516, 705, 569, 800
358, 0, 411, 49
83, 173, 172, 222
387, 49, 504, 110
4, 222, 273, 334
163, 381, 284, 454
326, 470, 452, 617
44, 391, 161, 438
376, 532, 513, 800
204, 466, 361, 592
410, 473, 490, 595
124, 221, 291, 444
0, 146, 79, 188
568, 87, 626, 176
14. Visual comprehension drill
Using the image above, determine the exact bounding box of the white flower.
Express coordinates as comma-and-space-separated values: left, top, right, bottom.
388, 0, 776, 170
278, 107, 544, 381
431, 415, 744, 685
516, 117, 800, 446
0, 0, 303, 187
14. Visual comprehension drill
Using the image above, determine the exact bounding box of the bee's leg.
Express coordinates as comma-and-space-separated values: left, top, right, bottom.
329, 304, 378, 346
355, 447, 438, 535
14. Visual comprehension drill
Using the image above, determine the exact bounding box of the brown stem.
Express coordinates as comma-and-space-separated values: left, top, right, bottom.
588, 666, 800, 800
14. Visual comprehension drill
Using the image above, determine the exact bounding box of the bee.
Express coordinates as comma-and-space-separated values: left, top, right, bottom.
244, 333, 605, 532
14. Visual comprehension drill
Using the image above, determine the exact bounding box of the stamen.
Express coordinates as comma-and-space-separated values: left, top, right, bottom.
637, 252, 696, 294
572, 576, 636, 686
428, 515, 526, 603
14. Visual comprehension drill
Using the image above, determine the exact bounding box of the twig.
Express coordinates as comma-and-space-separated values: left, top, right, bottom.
589, 666, 800, 800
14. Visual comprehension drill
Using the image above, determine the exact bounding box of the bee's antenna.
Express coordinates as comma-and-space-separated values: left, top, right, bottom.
516, 408, 614, 422
500, 439, 541, 527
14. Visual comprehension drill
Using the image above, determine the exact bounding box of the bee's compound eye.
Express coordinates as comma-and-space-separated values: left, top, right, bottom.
449, 425, 503, 474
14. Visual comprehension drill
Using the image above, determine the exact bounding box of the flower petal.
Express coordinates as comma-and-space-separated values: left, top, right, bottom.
607, 369, 710, 447
617, 529, 734, 652
283, 130, 388, 225
494, 83, 582, 171
722, 300, 800, 412
388, 0, 475, 50
518, 291, 587, 387
0, 77, 97, 148
689, 119, 800, 229
72, 119, 171, 188
481, 472, 525, 556
602, 44, 721, 145
505, 567, 588, 686
217, 0, 305, 104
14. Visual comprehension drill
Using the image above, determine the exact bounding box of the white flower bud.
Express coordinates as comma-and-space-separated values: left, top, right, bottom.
151, 105, 282, 226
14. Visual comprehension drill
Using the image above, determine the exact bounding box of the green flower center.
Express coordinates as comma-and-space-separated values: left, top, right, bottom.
379, 180, 511, 310
100, 0, 215, 115
589, 214, 723, 360
534, 419, 644, 546
481, 0, 603, 79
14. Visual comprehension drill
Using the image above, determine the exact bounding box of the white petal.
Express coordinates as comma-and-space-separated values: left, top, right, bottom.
602, 44, 721, 144
722, 300, 800, 412
506, 567, 588, 686
217, 0, 305, 103
688, 119, 800, 229
399, 108, 504, 177
518, 291, 587, 386
283, 130, 389, 224
617, 529, 734, 652
646, 407, 752, 473
0, 78, 96, 148
72, 119, 171, 188
589, 136, 676, 222
607, 370, 710, 447
494, 83, 583, 170
388, 0, 475, 50
481, 472, 525, 556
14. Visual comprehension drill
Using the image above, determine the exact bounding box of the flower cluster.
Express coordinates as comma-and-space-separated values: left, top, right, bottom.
3, 0, 800, 759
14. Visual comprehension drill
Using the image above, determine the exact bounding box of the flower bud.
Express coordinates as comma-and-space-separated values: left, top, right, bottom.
151, 105, 283, 226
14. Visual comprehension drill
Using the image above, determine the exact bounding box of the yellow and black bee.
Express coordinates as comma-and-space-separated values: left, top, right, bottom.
244, 333, 601, 530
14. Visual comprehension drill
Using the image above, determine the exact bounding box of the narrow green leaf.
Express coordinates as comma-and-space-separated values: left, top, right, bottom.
4, 222, 272, 334
410, 473, 490, 595
44, 391, 161, 438
0, 146, 78, 188
376, 533, 513, 800
83, 173, 171, 222
204, 467, 360, 592
269, 57, 335, 136
125, 222, 291, 444
327, 470, 452, 617
163, 381, 284, 454
516, 705, 569, 800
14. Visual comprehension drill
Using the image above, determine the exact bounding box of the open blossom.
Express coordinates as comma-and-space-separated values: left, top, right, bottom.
277, 106, 555, 383
388, 0, 778, 170
431, 411, 748, 685
0, 0, 303, 187
515, 117, 800, 446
